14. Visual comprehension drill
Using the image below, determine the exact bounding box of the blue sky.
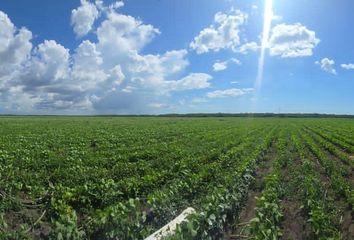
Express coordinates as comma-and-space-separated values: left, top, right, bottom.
0, 0, 353, 114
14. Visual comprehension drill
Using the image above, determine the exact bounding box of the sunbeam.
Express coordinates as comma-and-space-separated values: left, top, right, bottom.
254, 0, 273, 96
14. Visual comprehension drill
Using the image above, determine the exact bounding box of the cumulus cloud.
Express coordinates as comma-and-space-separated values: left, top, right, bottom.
212, 58, 241, 72
213, 62, 227, 71
268, 23, 320, 58
95, 11, 161, 69
163, 73, 212, 92
207, 88, 253, 98
0, 11, 34, 112
0, 11, 32, 78
95, 0, 124, 12
341, 63, 354, 70
0, 1, 215, 114
20, 40, 70, 90
237, 41, 258, 54
16, 40, 101, 110
71, 0, 99, 37
72, 40, 124, 92
127, 50, 188, 82
190, 9, 247, 54
316, 58, 336, 74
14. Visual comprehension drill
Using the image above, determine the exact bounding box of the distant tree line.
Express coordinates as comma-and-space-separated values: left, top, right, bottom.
1, 113, 353, 118
158, 113, 354, 118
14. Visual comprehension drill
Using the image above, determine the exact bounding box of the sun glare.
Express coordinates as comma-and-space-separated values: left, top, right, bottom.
254, 0, 273, 93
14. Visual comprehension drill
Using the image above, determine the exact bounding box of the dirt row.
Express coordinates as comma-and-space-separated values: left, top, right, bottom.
224, 130, 354, 240
305, 132, 354, 239
223, 141, 278, 239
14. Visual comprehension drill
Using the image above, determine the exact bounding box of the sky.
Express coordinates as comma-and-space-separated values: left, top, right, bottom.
0, 0, 353, 115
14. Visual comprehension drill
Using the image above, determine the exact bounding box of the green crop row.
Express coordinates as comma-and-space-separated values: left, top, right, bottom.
1, 117, 354, 239
293, 131, 342, 239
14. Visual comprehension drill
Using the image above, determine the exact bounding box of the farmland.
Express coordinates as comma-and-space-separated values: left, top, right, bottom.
0, 117, 353, 239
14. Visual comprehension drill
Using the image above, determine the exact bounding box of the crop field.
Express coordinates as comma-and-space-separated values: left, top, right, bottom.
0, 117, 353, 240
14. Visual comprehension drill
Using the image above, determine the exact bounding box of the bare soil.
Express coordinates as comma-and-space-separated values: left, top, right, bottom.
280, 199, 310, 240
280, 151, 312, 240
3, 194, 51, 239
224, 143, 276, 239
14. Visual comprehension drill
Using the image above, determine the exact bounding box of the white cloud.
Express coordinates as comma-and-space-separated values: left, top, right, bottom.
96, 11, 160, 65
272, 15, 283, 21
15, 36, 125, 111
230, 58, 241, 65
27, 45, 133, 110
190, 9, 247, 54
95, 0, 124, 12
19, 40, 70, 91
0, 5, 213, 114
213, 58, 240, 72
163, 73, 212, 92
74, 40, 103, 68
213, 61, 227, 71
71, 0, 99, 37
268, 23, 320, 58
73, 40, 126, 91
128, 50, 188, 78
109, 65, 125, 87
341, 63, 354, 70
0, 11, 32, 78
126, 49, 189, 91
17, 40, 96, 110
121, 85, 136, 93
207, 88, 253, 98
76, 7, 209, 113
110, 1, 124, 9
237, 41, 258, 54
316, 58, 336, 74
0, 11, 35, 113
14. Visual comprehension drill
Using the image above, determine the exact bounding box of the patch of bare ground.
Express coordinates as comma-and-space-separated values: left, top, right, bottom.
339, 200, 354, 240
281, 199, 310, 240
5, 207, 51, 239
3, 192, 51, 239
280, 154, 311, 240
281, 150, 310, 239
224, 143, 276, 239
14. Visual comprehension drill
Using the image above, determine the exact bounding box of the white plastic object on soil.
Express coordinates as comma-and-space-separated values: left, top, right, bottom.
144, 207, 196, 240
